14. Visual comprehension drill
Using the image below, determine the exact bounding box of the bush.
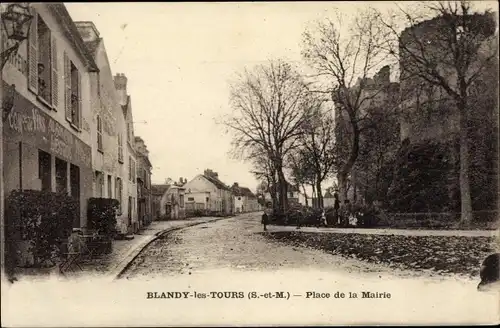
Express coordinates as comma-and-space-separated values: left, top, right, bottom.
5, 189, 78, 270
87, 198, 119, 238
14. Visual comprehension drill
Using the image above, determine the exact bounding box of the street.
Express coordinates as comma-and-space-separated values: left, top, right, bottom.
122, 212, 488, 281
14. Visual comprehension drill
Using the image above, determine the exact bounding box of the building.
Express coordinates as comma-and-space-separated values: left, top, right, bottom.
151, 184, 169, 220
184, 169, 233, 215
2, 4, 98, 228
74, 21, 134, 235
163, 185, 186, 219
334, 65, 400, 204
264, 182, 307, 206
134, 136, 153, 226
393, 12, 498, 213
231, 182, 259, 213
114, 73, 138, 233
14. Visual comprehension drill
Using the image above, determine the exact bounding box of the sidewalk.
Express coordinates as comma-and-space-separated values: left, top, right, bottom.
266, 225, 498, 238
66, 217, 227, 280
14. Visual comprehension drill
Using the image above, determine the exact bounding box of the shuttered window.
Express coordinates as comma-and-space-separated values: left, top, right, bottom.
64, 52, 82, 130
97, 115, 103, 152
27, 9, 38, 94
118, 134, 124, 163
50, 36, 58, 108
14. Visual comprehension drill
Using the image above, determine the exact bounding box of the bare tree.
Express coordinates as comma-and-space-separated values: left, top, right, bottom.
222, 59, 312, 215
296, 100, 337, 208
378, 0, 498, 225
301, 8, 393, 203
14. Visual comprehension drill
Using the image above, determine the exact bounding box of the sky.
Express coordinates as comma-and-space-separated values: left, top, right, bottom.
65, 1, 497, 193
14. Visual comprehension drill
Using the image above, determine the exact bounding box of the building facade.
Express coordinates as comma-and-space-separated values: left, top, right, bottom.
2, 3, 97, 228
184, 170, 233, 215
162, 185, 186, 219
393, 13, 499, 213
134, 136, 152, 226
114, 73, 138, 233
231, 183, 259, 213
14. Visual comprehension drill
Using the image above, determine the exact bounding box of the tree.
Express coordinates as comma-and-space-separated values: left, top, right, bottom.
295, 100, 337, 208
288, 149, 315, 207
378, 0, 498, 225
302, 9, 393, 203
223, 59, 312, 215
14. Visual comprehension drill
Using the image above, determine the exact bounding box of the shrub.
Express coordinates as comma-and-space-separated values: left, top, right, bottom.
5, 189, 78, 270
87, 198, 119, 238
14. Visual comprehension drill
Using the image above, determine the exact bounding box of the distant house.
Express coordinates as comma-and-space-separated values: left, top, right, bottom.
184, 169, 233, 215
151, 184, 170, 220
264, 182, 307, 206
231, 183, 259, 213
163, 185, 186, 219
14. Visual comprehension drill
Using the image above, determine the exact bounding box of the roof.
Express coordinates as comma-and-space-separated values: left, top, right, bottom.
267, 181, 299, 193
231, 185, 255, 197
151, 184, 170, 196
84, 38, 101, 57
203, 175, 230, 191
49, 4, 99, 72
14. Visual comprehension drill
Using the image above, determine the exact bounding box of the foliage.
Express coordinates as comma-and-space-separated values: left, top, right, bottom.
87, 197, 119, 238
388, 139, 460, 213
5, 189, 78, 269
265, 231, 494, 278
378, 0, 498, 224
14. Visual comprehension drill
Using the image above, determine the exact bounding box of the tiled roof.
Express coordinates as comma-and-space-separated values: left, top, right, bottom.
240, 187, 256, 198
151, 184, 170, 196
204, 175, 230, 191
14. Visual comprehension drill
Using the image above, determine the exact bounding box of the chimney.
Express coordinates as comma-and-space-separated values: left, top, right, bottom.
114, 73, 128, 105
74, 21, 100, 42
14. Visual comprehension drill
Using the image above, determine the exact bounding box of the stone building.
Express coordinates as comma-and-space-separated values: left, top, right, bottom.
392, 12, 499, 213
333, 66, 400, 204
134, 136, 153, 226
2, 3, 97, 227
114, 73, 139, 233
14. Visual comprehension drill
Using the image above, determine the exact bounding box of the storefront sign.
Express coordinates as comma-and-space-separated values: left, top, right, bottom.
3, 88, 92, 169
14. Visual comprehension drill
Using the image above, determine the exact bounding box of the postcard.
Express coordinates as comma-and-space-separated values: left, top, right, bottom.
1, 1, 499, 326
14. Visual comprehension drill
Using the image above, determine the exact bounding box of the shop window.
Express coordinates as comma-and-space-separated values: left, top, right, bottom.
38, 150, 51, 191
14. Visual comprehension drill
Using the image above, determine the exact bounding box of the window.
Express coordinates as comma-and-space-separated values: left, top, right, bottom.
27, 10, 60, 109
206, 197, 209, 203
97, 115, 103, 152
36, 16, 52, 104
127, 123, 131, 142
38, 150, 51, 191
95, 171, 104, 197
188, 197, 195, 202
115, 177, 123, 214
55, 158, 68, 194
238, 197, 241, 201
118, 134, 124, 163
63, 53, 81, 129
128, 157, 136, 183
107, 175, 112, 198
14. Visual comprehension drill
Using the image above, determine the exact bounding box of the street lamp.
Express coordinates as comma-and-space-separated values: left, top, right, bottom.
1, 3, 33, 70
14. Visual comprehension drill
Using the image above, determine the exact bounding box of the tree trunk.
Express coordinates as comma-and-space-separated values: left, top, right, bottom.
458, 102, 473, 226
301, 184, 309, 207
276, 165, 288, 214
316, 178, 323, 209
311, 183, 316, 208
338, 172, 348, 204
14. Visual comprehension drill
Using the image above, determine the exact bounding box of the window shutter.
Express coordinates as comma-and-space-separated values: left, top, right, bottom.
64, 52, 71, 121
77, 70, 82, 128
50, 36, 58, 108
27, 9, 38, 93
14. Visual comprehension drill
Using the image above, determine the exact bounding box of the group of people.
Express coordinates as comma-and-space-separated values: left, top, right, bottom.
261, 192, 363, 231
